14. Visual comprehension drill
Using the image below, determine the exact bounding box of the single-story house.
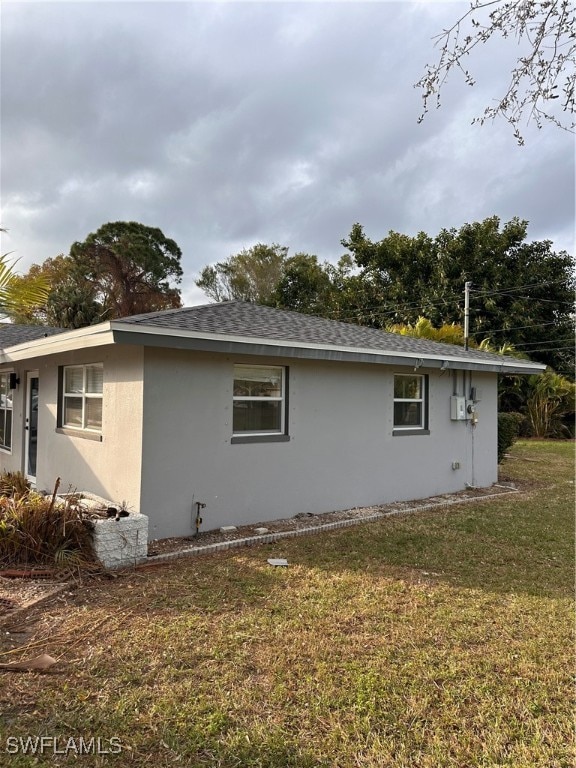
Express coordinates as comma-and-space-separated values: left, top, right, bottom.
0, 301, 544, 540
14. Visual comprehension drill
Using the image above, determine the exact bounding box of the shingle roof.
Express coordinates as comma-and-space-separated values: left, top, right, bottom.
0, 303, 543, 373
114, 301, 527, 366
0, 324, 65, 348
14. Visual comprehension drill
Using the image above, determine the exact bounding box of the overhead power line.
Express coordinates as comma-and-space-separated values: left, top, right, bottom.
519, 346, 575, 354
470, 278, 572, 297
468, 321, 568, 336
511, 337, 575, 348
319, 283, 573, 324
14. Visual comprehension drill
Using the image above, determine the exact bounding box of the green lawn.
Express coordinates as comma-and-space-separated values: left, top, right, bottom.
0, 440, 573, 767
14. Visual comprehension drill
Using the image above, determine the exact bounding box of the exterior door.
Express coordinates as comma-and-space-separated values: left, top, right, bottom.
25, 372, 39, 483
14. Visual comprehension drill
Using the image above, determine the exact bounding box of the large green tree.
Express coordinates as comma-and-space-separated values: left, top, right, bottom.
341, 217, 575, 376
268, 253, 384, 325
268, 253, 339, 315
196, 243, 288, 304
69, 221, 183, 318
194, 217, 573, 375
9, 221, 183, 328
9, 255, 105, 328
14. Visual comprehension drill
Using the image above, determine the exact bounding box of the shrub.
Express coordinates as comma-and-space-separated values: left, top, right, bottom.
0, 470, 30, 497
526, 371, 575, 438
0, 485, 95, 568
498, 412, 522, 463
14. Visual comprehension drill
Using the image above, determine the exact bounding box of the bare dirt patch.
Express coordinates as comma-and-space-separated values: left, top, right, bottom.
0, 576, 69, 623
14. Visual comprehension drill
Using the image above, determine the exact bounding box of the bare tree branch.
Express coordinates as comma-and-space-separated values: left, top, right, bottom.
415, 0, 576, 144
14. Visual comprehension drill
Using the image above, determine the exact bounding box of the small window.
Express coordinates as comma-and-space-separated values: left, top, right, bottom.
394, 374, 427, 431
62, 364, 103, 432
0, 372, 13, 451
233, 365, 285, 435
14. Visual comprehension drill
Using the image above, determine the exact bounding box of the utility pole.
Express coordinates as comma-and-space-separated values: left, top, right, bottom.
464, 281, 471, 351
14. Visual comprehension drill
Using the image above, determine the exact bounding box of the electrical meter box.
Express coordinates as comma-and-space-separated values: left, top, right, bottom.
450, 396, 467, 420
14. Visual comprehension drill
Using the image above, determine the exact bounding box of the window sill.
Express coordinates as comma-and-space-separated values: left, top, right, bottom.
393, 429, 430, 437
0, 446, 12, 455
231, 434, 290, 444
56, 427, 103, 442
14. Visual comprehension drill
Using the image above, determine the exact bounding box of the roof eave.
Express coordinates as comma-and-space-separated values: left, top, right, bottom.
0, 322, 114, 363
0, 319, 546, 375
110, 325, 546, 375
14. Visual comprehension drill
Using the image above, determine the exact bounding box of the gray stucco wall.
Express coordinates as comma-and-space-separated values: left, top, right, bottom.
0, 343, 499, 541
0, 345, 144, 511
140, 348, 498, 539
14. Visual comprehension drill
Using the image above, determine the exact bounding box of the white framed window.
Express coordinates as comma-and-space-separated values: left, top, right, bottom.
393, 374, 427, 431
233, 364, 285, 436
62, 364, 103, 432
0, 372, 13, 451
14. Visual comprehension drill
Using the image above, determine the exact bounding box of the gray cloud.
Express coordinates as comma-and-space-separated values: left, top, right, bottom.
1, 2, 573, 305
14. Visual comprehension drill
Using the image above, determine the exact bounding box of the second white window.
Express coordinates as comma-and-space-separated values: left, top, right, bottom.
394, 374, 426, 430
233, 365, 285, 435
63, 364, 103, 432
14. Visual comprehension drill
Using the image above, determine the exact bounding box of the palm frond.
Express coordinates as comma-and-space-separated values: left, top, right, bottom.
0, 253, 50, 315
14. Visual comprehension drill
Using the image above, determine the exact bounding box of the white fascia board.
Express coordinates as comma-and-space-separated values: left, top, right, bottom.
110, 321, 547, 374
0, 323, 114, 363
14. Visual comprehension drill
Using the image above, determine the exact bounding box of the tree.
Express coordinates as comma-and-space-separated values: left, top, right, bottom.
196, 243, 288, 303
9, 255, 68, 325
8, 255, 105, 328
268, 253, 385, 324
0, 257, 50, 320
0, 228, 50, 319
387, 317, 466, 346
525, 369, 575, 436
268, 253, 339, 314
341, 216, 575, 376
416, 0, 576, 144
193, 218, 573, 375
46, 283, 105, 329
69, 221, 183, 318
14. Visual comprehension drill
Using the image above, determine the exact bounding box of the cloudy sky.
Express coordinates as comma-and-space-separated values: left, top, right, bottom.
1, 1, 574, 305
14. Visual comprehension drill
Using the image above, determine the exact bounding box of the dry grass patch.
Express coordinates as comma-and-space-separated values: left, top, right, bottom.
0, 441, 573, 767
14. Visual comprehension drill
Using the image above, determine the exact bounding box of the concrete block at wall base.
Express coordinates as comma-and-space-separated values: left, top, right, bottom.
91, 514, 149, 570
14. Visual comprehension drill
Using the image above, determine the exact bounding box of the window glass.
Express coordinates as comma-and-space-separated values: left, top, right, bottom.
4, 410, 12, 449
394, 375, 422, 399
233, 401, 281, 433
65, 367, 84, 394
233, 365, 285, 435
62, 364, 103, 432
233, 366, 282, 397
64, 397, 83, 428
86, 365, 103, 394
394, 402, 423, 427
0, 373, 13, 450
85, 399, 102, 430
393, 374, 426, 431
